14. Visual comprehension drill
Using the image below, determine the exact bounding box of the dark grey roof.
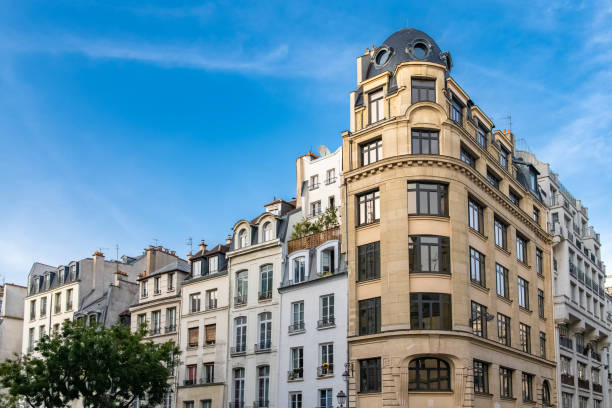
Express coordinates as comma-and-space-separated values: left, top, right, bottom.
139, 260, 190, 280
190, 243, 230, 260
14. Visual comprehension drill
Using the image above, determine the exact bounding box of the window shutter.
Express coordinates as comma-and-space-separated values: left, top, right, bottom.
188, 327, 198, 346
205, 324, 216, 343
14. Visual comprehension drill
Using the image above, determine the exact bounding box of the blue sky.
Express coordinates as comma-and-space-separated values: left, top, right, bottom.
1, 0, 611, 285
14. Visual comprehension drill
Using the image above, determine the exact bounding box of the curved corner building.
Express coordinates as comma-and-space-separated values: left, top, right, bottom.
342, 28, 557, 407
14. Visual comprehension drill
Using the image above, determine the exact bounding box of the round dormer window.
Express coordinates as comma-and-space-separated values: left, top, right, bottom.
373, 46, 392, 67
407, 40, 431, 60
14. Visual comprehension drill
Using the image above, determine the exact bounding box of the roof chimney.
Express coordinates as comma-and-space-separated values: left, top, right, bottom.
226, 235, 232, 246
199, 240, 207, 252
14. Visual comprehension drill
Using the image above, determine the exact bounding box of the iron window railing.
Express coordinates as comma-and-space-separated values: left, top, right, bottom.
254, 340, 272, 352
317, 317, 335, 329
288, 322, 305, 333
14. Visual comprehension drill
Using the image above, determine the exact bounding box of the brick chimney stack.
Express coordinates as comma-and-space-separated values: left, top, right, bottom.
199, 240, 207, 253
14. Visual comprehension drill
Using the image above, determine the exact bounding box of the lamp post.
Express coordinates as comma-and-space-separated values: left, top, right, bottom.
336, 390, 347, 408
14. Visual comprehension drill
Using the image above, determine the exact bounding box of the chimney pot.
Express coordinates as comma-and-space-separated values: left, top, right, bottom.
226, 235, 232, 246
199, 240, 207, 252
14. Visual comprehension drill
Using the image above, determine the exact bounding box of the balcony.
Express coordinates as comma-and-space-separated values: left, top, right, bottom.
206, 300, 218, 310
309, 182, 320, 191
254, 340, 272, 353
288, 322, 305, 334
317, 317, 336, 329
183, 379, 195, 386
591, 351, 602, 362
288, 368, 303, 381
229, 403, 245, 408
288, 227, 340, 255
559, 336, 573, 350
234, 295, 247, 307
253, 401, 269, 408
593, 383, 603, 393
561, 373, 574, 386
66, 302, 73, 311
578, 378, 590, 390
165, 325, 176, 333
585, 275, 592, 288
258, 290, 272, 301
149, 327, 161, 335
317, 363, 334, 377
576, 344, 588, 356
230, 345, 246, 356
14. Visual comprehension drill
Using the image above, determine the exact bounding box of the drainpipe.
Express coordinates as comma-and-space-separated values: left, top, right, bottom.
343, 171, 350, 407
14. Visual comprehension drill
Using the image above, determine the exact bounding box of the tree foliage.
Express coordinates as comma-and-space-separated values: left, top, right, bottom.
0, 321, 179, 408
290, 205, 339, 240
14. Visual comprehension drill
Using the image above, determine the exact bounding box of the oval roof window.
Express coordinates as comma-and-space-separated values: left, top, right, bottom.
413, 42, 428, 59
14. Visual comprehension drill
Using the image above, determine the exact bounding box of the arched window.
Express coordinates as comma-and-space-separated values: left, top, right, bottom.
263, 222, 273, 242
238, 229, 248, 248
542, 380, 551, 406
408, 357, 451, 391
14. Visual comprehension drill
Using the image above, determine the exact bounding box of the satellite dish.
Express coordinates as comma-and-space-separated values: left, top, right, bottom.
318, 145, 331, 157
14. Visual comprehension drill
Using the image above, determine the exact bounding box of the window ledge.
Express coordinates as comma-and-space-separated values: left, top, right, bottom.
410, 272, 451, 277
356, 220, 380, 230
519, 306, 533, 314
408, 214, 450, 221
356, 277, 381, 285
357, 391, 381, 395
495, 245, 511, 257
474, 392, 493, 398
407, 390, 453, 395
497, 295, 513, 305
518, 260, 531, 269
468, 227, 488, 242
499, 396, 516, 401
470, 281, 489, 294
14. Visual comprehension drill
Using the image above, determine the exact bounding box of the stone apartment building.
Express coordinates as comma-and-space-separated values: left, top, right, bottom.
341, 28, 556, 407
516, 150, 609, 408
226, 199, 295, 408
277, 146, 348, 408
0, 283, 27, 363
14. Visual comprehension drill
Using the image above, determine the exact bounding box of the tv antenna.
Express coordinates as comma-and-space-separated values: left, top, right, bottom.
152, 238, 160, 247
496, 114, 512, 131
318, 145, 331, 157
186, 237, 193, 254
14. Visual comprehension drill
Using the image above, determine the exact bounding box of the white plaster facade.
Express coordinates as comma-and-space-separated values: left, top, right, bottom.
296, 146, 342, 219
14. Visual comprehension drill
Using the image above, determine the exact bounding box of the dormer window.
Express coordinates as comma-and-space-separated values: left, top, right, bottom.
529, 171, 537, 192
369, 89, 384, 124
262, 222, 273, 242
208, 256, 218, 274
293, 257, 306, 283
192, 259, 202, 276
499, 146, 510, 170
238, 230, 248, 248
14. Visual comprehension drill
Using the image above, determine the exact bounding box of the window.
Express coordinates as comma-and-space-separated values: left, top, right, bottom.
154, 276, 161, 294
577, 361, 587, 380
487, 170, 500, 189
357, 190, 380, 225
320, 343, 334, 376
409, 236, 450, 274
516, 234, 527, 263
538, 289, 544, 318
234, 317, 247, 353
260, 264, 273, 299
497, 313, 511, 346
407, 182, 448, 216
257, 366, 270, 406
290, 347, 304, 379
451, 96, 463, 124
258, 312, 272, 350
137, 313, 146, 328
290, 301, 304, 332
54, 293, 61, 313
289, 392, 302, 408
496, 264, 510, 298
310, 175, 320, 190
233, 368, 245, 405
320, 294, 335, 327
66, 289, 73, 310
536, 248, 543, 276
499, 146, 510, 169
412, 130, 439, 155
184, 402, 194, 408
204, 363, 214, 383
166, 308, 176, 332
499, 367, 513, 398
522, 373, 534, 402
40, 297, 47, 317
186, 364, 197, 384
361, 139, 382, 166
188, 327, 199, 347
519, 323, 531, 354
539, 332, 546, 358
310, 200, 322, 217
208, 256, 218, 274
358, 241, 380, 281
205, 324, 216, 346
509, 189, 521, 206
410, 293, 452, 330
53, 323, 59, 333
151, 310, 161, 334
326, 168, 336, 184
369, 89, 384, 123
205, 289, 217, 310
192, 260, 202, 276
476, 126, 487, 148
592, 368, 600, 385
29, 300, 36, 320
28, 327, 35, 351
293, 257, 305, 283
39, 325, 45, 340
460, 147, 476, 168
320, 247, 335, 274
471, 301, 487, 338
473, 360, 489, 394
359, 297, 381, 335
470, 247, 485, 287
189, 292, 201, 313
593, 400, 601, 408
533, 206, 540, 224
262, 221, 273, 242
562, 393, 573, 408
236, 271, 248, 304
518, 277, 529, 309
319, 389, 333, 408
359, 358, 381, 393
408, 357, 451, 391
411, 78, 435, 103
468, 198, 484, 233
168, 272, 175, 291
542, 380, 551, 406
494, 218, 507, 249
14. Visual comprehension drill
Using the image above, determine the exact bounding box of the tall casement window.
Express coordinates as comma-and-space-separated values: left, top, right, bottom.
238, 229, 247, 248
140, 281, 148, 298
450, 96, 463, 124
411, 130, 439, 155
369, 89, 384, 124
192, 259, 202, 276
539, 332, 546, 359
460, 147, 476, 168
290, 347, 304, 379
167, 272, 175, 291
233, 368, 245, 406
499, 146, 510, 169
257, 312, 272, 350
236, 271, 248, 304
28, 327, 35, 351
29, 300, 36, 320
499, 367, 513, 398
536, 248, 543, 276
538, 289, 545, 318
289, 392, 302, 408
151, 310, 161, 334
154, 276, 161, 294
518, 277, 529, 309
516, 234, 528, 263
359, 358, 381, 393
234, 316, 247, 353
186, 364, 197, 384
189, 292, 201, 313
293, 257, 305, 283
205, 324, 216, 345
542, 381, 551, 406
470, 247, 486, 287
473, 360, 489, 394
357, 190, 380, 225
476, 125, 488, 148
260, 264, 273, 300
411, 78, 435, 103
410, 293, 452, 330
468, 198, 484, 233
407, 182, 448, 216
471, 301, 488, 338
290, 301, 304, 332
319, 343, 334, 375
187, 327, 199, 348
519, 323, 531, 354
205, 289, 217, 310
320, 246, 335, 274
562, 393, 572, 408
486, 170, 501, 189
319, 294, 335, 327
262, 222, 273, 242
409, 236, 450, 274
361, 139, 383, 166
40, 297, 47, 317
54, 293, 61, 314
208, 256, 218, 274
496, 263, 509, 298
257, 366, 270, 407
497, 313, 511, 346
319, 389, 333, 408
359, 297, 381, 335
494, 218, 507, 249
408, 357, 451, 391
66, 288, 73, 310
358, 241, 380, 281
522, 373, 534, 402
509, 189, 521, 207
204, 363, 214, 383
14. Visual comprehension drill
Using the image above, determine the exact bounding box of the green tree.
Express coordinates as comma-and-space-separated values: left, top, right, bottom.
0, 320, 179, 408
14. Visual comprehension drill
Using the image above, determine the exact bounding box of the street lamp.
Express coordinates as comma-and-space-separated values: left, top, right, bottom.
336, 390, 347, 407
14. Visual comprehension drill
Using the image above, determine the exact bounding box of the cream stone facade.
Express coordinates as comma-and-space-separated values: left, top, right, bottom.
342, 28, 556, 407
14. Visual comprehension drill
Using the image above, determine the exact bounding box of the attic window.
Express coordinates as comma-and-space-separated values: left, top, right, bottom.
374, 47, 391, 66
413, 43, 428, 58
